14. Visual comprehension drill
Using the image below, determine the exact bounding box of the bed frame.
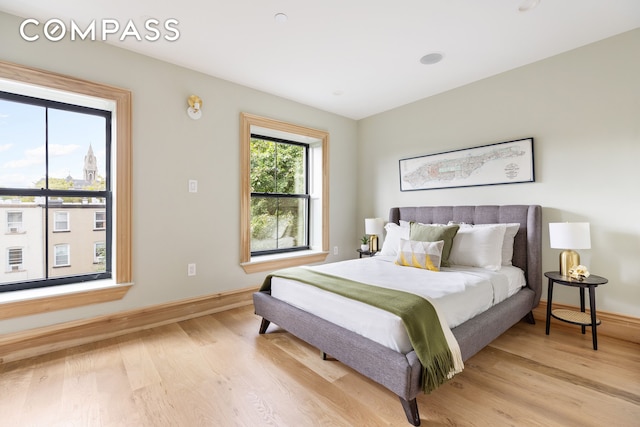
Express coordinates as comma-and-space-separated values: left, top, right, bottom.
253, 205, 541, 425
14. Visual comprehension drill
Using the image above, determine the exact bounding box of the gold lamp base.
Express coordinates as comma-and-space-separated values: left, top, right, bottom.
559, 250, 580, 277
369, 235, 379, 252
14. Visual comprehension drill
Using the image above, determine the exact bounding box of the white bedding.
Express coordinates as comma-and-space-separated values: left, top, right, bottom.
271, 256, 526, 354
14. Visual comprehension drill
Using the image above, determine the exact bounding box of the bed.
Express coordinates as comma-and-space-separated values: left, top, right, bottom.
253, 205, 542, 425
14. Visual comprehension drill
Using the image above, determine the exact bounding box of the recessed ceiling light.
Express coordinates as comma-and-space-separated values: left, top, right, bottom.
274, 13, 288, 23
518, 0, 540, 12
419, 52, 444, 65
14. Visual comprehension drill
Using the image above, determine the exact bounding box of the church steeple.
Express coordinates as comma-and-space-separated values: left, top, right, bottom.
84, 144, 97, 183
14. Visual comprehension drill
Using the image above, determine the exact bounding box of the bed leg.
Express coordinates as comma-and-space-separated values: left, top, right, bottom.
523, 311, 535, 325
399, 397, 421, 426
258, 318, 271, 334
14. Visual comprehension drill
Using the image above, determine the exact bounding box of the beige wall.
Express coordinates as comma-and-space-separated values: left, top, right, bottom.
0, 11, 359, 334
358, 29, 640, 317
1, 9, 638, 335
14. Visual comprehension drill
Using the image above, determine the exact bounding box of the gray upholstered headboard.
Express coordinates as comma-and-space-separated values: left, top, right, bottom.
389, 205, 542, 306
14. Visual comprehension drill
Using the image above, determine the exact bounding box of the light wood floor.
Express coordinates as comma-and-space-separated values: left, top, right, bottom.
1, 305, 639, 427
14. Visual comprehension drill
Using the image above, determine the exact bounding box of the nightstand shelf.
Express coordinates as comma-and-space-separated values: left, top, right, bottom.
551, 309, 601, 327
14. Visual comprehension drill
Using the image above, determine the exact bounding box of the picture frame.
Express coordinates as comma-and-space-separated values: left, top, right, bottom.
399, 137, 534, 191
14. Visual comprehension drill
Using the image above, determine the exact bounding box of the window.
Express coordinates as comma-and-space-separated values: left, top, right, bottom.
0, 61, 131, 303
94, 211, 106, 230
0, 90, 109, 288
54, 244, 70, 267
250, 135, 309, 255
94, 241, 106, 264
240, 113, 329, 273
7, 211, 22, 233
7, 248, 22, 271
54, 211, 70, 232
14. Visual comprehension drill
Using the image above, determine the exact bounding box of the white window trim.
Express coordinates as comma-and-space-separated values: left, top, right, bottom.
7, 211, 23, 233
94, 211, 106, 230
53, 211, 70, 232
53, 244, 71, 267
94, 241, 106, 264
7, 247, 23, 272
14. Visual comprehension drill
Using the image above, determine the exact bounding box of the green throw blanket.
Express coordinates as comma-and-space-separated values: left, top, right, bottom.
260, 266, 460, 393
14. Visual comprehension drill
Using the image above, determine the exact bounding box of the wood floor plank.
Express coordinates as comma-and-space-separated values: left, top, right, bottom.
18, 352, 67, 426
194, 315, 361, 426
0, 355, 33, 426
59, 344, 101, 426
117, 331, 163, 392
0, 304, 638, 426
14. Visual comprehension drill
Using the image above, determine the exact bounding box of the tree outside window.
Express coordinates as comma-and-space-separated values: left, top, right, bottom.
250, 136, 308, 254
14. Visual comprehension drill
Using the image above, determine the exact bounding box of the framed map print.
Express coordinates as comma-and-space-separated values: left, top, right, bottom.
399, 138, 534, 191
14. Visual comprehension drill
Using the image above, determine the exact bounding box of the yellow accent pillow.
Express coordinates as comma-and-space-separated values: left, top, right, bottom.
394, 239, 444, 271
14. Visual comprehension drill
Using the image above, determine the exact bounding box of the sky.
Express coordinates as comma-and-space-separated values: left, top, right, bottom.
0, 97, 107, 189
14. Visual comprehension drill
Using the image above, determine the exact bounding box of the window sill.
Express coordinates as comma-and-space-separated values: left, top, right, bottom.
0, 279, 133, 320
241, 250, 329, 274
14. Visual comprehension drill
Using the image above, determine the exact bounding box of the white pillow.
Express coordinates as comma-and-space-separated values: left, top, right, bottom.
494, 223, 519, 265
455, 223, 520, 265
394, 239, 444, 271
379, 223, 410, 256
449, 224, 507, 270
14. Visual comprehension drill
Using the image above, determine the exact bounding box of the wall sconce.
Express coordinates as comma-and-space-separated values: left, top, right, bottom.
187, 95, 203, 120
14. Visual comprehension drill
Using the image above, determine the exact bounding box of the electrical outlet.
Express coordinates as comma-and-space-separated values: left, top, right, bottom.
333, 246, 339, 255
188, 263, 196, 276
188, 179, 198, 193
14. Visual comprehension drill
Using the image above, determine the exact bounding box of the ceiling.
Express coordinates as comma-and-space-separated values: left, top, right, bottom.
1, 0, 639, 120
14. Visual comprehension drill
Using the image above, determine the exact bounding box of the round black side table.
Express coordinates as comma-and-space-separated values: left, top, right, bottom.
544, 271, 608, 350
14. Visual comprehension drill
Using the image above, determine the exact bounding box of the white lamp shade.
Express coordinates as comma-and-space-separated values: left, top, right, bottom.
365, 218, 384, 235
549, 222, 591, 249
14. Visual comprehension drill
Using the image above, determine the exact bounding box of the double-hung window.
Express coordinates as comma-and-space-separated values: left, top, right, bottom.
7, 211, 22, 233
53, 211, 70, 232
94, 241, 106, 264
7, 248, 22, 271
0, 61, 131, 318
240, 113, 329, 273
94, 211, 106, 230
54, 244, 71, 268
0, 90, 112, 291
250, 135, 309, 255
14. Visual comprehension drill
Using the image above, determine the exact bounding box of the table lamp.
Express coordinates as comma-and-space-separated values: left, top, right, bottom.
365, 218, 384, 252
549, 222, 591, 277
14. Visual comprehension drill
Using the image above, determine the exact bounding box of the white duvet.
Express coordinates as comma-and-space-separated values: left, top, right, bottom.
271, 256, 526, 354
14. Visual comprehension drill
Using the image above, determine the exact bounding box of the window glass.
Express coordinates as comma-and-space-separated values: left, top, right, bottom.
47, 108, 106, 191
54, 211, 69, 231
250, 136, 309, 255
0, 100, 45, 189
7, 211, 22, 232
95, 211, 106, 229
8, 248, 23, 269
53, 244, 70, 268
0, 92, 111, 291
239, 113, 329, 273
94, 241, 106, 264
